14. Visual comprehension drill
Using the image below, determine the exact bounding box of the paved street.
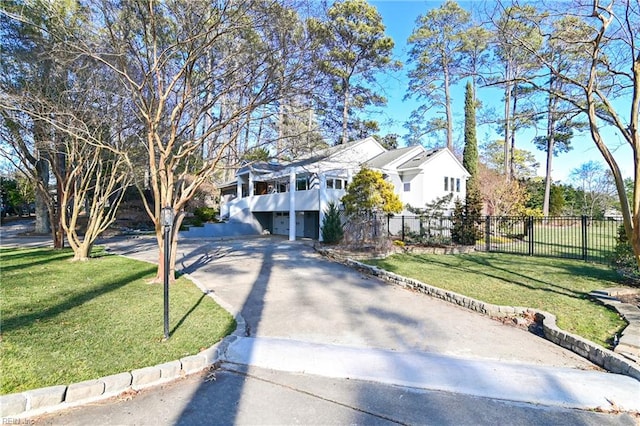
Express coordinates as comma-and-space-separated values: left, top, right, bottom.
31, 365, 638, 426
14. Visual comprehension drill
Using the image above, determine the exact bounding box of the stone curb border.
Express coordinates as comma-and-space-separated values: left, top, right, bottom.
316, 248, 640, 382
0, 272, 248, 420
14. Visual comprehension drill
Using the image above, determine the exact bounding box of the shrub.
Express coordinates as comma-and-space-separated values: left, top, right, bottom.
193, 207, 218, 223
611, 224, 639, 284
321, 202, 344, 244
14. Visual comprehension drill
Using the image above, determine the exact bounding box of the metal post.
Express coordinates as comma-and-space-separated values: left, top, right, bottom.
387, 215, 390, 237
581, 215, 588, 261
161, 206, 174, 341
528, 217, 534, 256
485, 216, 491, 252
163, 224, 170, 340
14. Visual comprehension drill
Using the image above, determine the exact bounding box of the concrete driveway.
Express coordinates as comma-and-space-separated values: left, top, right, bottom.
106, 235, 596, 368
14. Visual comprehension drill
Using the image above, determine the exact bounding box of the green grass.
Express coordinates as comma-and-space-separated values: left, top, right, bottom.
366, 252, 627, 348
0, 247, 236, 394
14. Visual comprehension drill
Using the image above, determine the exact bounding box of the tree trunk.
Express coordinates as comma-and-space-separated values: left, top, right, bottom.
503, 78, 511, 180
510, 84, 518, 180
72, 242, 93, 261
35, 159, 51, 234
543, 79, 558, 217
542, 141, 554, 216
341, 81, 350, 145
444, 67, 453, 151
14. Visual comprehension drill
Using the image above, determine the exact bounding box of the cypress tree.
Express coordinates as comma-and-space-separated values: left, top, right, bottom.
463, 81, 478, 178
454, 81, 482, 244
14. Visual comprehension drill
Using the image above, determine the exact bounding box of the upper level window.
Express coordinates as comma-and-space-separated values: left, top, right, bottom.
326, 178, 344, 190
444, 176, 460, 192
296, 176, 308, 191
403, 182, 411, 192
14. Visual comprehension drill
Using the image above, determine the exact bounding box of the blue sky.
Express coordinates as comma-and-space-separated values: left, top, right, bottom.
365, 0, 634, 184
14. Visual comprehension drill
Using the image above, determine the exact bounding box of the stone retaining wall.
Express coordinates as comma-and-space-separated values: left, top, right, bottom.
318, 248, 640, 382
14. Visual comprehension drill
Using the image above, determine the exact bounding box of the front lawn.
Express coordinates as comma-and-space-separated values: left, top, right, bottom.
0, 247, 236, 394
365, 252, 627, 348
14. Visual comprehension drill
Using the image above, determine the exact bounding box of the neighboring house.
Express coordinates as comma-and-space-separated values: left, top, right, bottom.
181, 137, 469, 241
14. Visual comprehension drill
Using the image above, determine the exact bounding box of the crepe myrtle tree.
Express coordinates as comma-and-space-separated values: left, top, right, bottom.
11, 0, 313, 280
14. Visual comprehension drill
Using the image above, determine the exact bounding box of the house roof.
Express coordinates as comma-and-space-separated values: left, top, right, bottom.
237, 160, 283, 175
366, 146, 422, 169
235, 138, 380, 176
397, 148, 442, 170
286, 137, 380, 169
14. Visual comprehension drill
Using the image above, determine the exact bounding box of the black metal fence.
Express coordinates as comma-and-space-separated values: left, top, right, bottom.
387, 215, 622, 264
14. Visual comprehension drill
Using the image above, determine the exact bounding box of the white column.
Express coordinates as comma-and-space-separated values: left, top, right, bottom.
248, 171, 254, 199
289, 169, 296, 241
236, 176, 242, 199
318, 173, 327, 242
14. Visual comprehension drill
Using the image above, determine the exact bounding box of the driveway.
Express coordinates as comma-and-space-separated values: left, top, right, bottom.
106, 235, 596, 368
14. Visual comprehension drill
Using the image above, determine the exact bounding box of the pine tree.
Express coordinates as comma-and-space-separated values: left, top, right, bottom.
321, 201, 344, 244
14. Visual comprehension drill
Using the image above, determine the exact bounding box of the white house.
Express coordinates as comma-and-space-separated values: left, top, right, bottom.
182, 137, 469, 241
364, 144, 470, 212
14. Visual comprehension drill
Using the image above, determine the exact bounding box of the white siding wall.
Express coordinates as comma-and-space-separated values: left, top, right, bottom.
419, 152, 467, 209
398, 171, 422, 208
244, 188, 346, 213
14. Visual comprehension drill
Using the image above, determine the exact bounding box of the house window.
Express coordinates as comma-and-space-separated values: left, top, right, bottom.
444, 176, 448, 191
296, 176, 308, 191
403, 182, 411, 192
327, 178, 344, 190
450, 177, 454, 192
456, 178, 460, 192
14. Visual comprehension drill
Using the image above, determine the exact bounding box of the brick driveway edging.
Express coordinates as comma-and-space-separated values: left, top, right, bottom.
316, 248, 640, 382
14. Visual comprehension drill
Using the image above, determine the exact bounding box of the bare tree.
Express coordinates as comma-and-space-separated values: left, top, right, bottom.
478, 164, 529, 216
19, 0, 311, 280
570, 161, 616, 218
1, 1, 133, 259
502, 0, 640, 268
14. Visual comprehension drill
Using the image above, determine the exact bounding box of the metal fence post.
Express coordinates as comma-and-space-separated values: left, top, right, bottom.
528, 216, 534, 256
582, 215, 588, 261
402, 215, 405, 241
485, 216, 491, 252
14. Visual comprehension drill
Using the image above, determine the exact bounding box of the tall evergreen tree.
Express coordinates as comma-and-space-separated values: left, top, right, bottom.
490, 4, 542, 180
454, 81, 482, 245
311, 0, 398, 144
406, 0, 470, 150
462, 81, 478, 180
